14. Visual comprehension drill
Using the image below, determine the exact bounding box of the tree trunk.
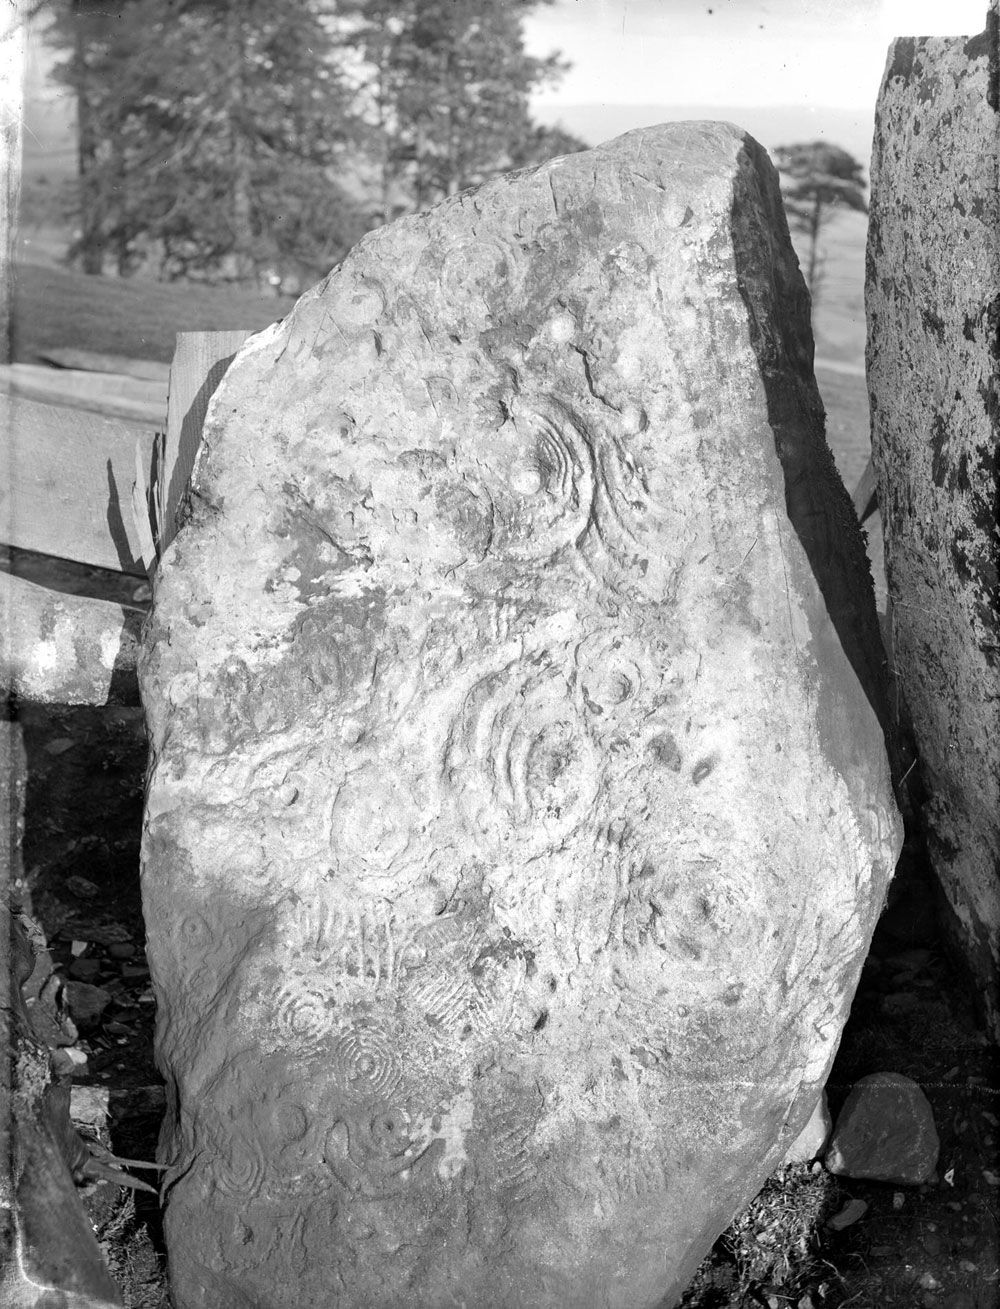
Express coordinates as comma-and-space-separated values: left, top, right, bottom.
226, 0, 255, 288
75, 2, 104, 275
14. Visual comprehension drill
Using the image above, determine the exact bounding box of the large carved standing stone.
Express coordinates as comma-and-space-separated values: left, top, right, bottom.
140, 122, 901, 1308
867, 21, 1000, 1037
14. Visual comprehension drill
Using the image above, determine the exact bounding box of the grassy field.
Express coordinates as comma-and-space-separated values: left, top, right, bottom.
11, 263, 295, 364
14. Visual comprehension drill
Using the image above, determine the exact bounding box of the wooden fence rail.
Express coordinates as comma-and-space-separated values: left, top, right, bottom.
2, 333, 251, 705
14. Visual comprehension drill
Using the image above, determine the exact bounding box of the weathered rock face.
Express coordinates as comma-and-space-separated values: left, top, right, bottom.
140, 122, 901, 1309
867, 22, 1000, 1038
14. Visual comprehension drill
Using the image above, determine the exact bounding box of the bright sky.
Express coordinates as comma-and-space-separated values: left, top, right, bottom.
523, 0, 991, 110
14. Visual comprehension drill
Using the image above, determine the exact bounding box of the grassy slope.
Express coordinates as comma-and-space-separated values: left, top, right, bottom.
11, 263, 298, 364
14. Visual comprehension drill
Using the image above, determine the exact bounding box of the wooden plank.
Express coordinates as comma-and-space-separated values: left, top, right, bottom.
1, 363, 168, 407
36, 348, 172, 384
0, 570, 140, 705
1, 393, 156, 575
0, 367, 165, 426
160, 330, 252, 550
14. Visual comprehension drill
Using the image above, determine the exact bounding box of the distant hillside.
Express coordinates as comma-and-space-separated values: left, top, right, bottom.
531, 102, 875, 170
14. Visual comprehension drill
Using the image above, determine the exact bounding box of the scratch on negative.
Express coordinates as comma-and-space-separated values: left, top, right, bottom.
548, 171, 559, 217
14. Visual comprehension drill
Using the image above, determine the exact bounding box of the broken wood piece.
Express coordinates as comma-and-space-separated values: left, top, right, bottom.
1, 393, 157, 574
160, 330, 254, 551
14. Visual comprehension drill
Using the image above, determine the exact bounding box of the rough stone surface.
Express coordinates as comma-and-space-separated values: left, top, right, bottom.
867, 21, 1000, 1036
782, 1089, 832, 1164
825, 1072, 940, 1185
140, 122, 901, 1309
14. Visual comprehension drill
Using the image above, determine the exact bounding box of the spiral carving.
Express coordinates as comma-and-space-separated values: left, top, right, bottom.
212, 1133, 267, 1199
275, 984, 337, 1051
574, 632, 649, 720
330, 1022, 403, 1104
443, 658, 599, 852
487, 403, 597, 563
433, 477, 496, 562
438, 237, 516, 316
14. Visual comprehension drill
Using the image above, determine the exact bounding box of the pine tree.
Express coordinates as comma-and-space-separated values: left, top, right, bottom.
774, 142, 868, 308
345, 0, 585, 221
44, 0, 365, 284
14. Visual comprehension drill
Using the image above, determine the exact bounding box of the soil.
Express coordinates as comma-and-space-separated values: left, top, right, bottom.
8, 685, 1000, 1308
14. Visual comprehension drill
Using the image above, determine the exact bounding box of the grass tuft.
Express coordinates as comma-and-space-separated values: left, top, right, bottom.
97, 1191, 171, 1309
682, 1162, 842, 1307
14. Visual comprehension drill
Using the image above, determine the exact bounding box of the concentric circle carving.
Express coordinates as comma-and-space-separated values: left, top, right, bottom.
330, 1021, 403, 1103
275, 984, 336, 1050
487, 403, 596, 561
439, 237, 515, 309
212, 1134, 267, 1199
575, 633, 648, 719
443, 658, 599, 851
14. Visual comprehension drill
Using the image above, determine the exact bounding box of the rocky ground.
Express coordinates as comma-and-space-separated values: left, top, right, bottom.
9, 690, 999, 1308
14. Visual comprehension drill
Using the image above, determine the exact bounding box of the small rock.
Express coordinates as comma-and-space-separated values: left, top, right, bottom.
62, 922, 131, 947
108, 942, 136, 959
70, 1085, 110, 1131
783, 1089, 833, 1164
826, 1197, 868, 1230
65, 876, 100, 900
43, 737, 76, 755
70, 940, 90, 957
67, 956, 102, 982
893, 1191, 906, 1209
51, 1045, 88, 1075
920, 1229, 942, 1256
120, 962, 150, 981
825, 1072, 939, 1184
63, 981, 112, 1029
